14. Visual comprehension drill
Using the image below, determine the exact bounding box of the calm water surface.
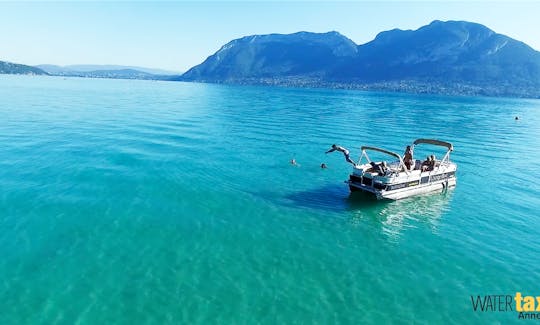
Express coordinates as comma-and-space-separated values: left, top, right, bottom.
1, 75, 539, 324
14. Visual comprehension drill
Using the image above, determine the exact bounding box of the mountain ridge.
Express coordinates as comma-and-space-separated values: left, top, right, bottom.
37, 64, 181, 76
36, 64, 180, 80
181, 20, 540, 98
0, 61, 48, 75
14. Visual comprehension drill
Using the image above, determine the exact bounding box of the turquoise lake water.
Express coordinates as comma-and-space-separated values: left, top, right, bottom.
1, 75, 539, 324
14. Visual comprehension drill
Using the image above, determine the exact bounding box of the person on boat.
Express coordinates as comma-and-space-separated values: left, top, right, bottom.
325, 144, 355, 165
403, 145, 414, 171
429, 155, 436, 171
380, 161, 389, 175
370, 161, 388, 176
421, 156, 431, 172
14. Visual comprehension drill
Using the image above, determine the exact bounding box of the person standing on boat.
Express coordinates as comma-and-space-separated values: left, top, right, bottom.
429, 155, 436, 171
403, 145, 414, 171
325, 144, 356, 166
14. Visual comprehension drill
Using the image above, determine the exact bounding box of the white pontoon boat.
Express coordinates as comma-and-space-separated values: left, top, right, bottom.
348, 139, 457, 200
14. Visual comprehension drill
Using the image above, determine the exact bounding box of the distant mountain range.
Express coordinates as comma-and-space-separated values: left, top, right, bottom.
0, 61, 48, 75
37, 64, 180, 76
36, 64, 179, 80
2, 20, 540, 98
181, 20, 540, 98
0, 62, 180, 80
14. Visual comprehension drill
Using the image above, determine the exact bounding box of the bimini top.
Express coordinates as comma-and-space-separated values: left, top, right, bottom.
413, 139, 453, 151
360, 146, 402, 160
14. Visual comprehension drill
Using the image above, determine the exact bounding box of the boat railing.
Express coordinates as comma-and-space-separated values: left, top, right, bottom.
410, 139, 454, 173
358, 146, 410, 176
435, 149, 453, 172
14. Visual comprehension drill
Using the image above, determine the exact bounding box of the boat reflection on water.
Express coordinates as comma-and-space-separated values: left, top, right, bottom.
347, 188, 454, 239
283, 183, 454, 240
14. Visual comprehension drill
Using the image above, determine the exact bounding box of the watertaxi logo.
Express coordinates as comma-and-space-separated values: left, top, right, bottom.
471, 293, 540, 320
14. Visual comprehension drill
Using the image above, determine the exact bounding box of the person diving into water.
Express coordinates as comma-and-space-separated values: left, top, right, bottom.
325, 144, 356, 166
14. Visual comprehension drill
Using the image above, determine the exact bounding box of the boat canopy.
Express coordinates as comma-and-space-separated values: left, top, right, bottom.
361, 146, 402, 160
413, 139, 453, 151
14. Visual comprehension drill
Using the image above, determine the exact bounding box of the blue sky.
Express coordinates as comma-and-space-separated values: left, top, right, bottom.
1, 1, 539, 72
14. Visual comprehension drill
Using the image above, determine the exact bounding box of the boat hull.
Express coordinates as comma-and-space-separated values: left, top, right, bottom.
348, 166, 457, 200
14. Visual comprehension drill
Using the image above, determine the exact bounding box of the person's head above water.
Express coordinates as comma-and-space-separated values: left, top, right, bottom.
331, 144, 337, 149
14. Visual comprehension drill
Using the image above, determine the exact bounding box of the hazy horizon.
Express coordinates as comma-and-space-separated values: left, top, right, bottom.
2, 1, 539, 71
35, 64, 182, 75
